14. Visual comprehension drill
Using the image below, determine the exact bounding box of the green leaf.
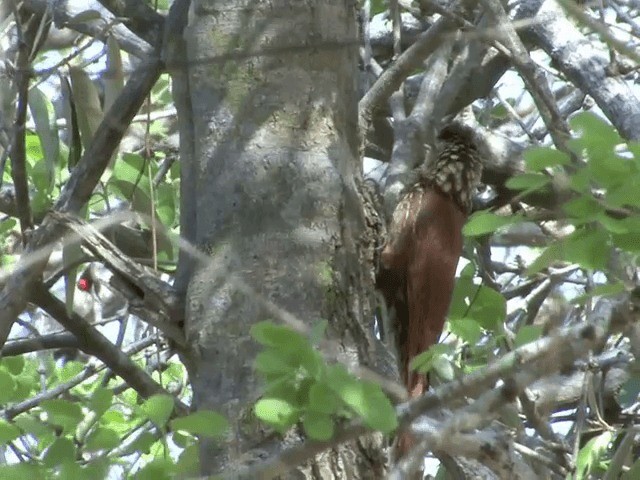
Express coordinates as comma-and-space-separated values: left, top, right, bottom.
570, 112, 622, 155
103, 35, 124, 112
69, 67, 103, 149
43, 436, 75, 468
451, 284, 505, 332
135, 458, 174, 480
25, 134, 48, 193
371, 0, 387, 14
0, 217, 16, 235
490, 103, 509, 120
251, 321, 308, 349
575, 431, 614, 480
254, 348, 294, 377
155, 183, 176, 227
175, 444, 200, 476
448, 274, 476, 319
118, 431, 157, 456
262, 374, 313, 407
252, 323, 322, 378
307, 382, 338, 414
528, 228, 610, 273
58, 360, 84, 382
505, 173, 549, 192
28, 86, 59, 192
89, 388, 113, 417
41, 399, 83, 433
170, 410, 229, 438
606, 177, 640, 208
336, 380, 397, 433
13, 414, 53, 438
523, 147, 570, 171
564, 229, 610, 270
569, 167, 592, 194
589, 282, 626, 297
0, 355, 25, 375
410, 343, 452, 374
527, 244, 562, 275
0, 370, 16, 403
463, 211, 523, 237
302, 412, 334, 441
597, 214, 633, 234
85, 427, 121, 451
431, 354, 455, 382
0, 464, 45, 479
570, 113, 630, 189
140, 394, 175, 428
514, 325, 543, 348
563, 196, 604, 220
172, 431, 192, 448
255, 398, 299, 432
0, 420, 21, 444
612, 232, 640, 252
448, 318, 482, 344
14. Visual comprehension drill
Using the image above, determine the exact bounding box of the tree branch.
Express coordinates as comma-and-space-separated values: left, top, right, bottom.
479, 0, 572, 153
359, 16, 458, 131
96, 0, 164, 47
22, 0, 155, 58
48, 210, 185, 345
0, 56, 163, 348
1, 332, 78, 356
233, 313, 611, 479
519, 0, 640, 140
30, 283, 188, 414
8, 8, 43, 240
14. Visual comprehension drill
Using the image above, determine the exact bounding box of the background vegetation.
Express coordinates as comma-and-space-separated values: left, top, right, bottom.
1, 0, 640, 478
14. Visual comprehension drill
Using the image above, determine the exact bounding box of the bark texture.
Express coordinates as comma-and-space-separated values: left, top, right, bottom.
180, 0, 386, 476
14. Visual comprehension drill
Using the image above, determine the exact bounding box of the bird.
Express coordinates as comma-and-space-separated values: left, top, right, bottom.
377, 122, 483, 461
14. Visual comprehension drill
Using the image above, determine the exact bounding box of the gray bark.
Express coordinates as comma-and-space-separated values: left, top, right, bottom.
179, 0, 386, 476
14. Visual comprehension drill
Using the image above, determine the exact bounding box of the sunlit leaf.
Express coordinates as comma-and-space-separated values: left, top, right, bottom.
448, 318, 483, 344
170, 410, 229, 438
140, 394, 175, 428
523, 147, 570, 171
85, 427, 121, 451
0, 420, 21, 444
463, 211, 523, 237
41, 399, 83, 433
255, 398, 299, 432
505, 173, 549, 192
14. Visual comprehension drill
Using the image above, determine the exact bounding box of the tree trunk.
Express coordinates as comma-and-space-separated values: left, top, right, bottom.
177, 0, 387, 476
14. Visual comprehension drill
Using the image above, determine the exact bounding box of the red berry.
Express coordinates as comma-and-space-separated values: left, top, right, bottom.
77, 278, 91, 291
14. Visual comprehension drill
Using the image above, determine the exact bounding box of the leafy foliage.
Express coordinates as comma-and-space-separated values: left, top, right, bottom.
2, 0, 640, 477
0, 353, 228, 479
251, 321, 398, 439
